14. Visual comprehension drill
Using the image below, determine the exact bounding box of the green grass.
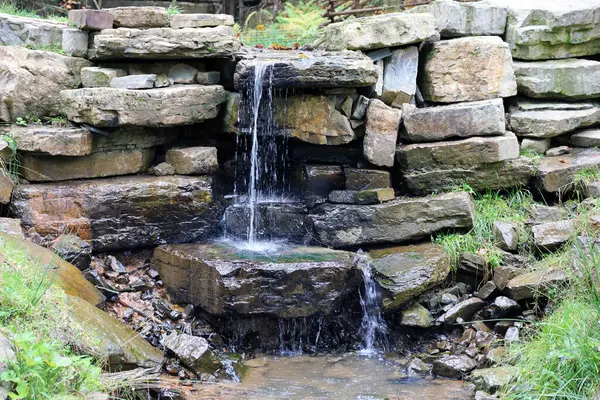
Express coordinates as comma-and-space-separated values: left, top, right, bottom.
0, 134, 20, 183
434, 189, 535, 269
24, 43, 66, 55
0, 2, 68, 22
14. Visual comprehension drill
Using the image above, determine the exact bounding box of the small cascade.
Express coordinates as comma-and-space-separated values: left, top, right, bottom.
356, 251, 388, 355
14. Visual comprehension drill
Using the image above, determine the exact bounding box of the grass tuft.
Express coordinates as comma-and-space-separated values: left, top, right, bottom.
0, 1, 67, 22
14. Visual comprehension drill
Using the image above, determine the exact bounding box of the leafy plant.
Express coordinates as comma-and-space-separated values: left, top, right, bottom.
167, 1, 182, 16
0, 134, 20, 183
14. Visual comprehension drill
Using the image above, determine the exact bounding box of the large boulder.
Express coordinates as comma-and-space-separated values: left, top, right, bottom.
60, 85, 227, 127
0, 13, 65, 47
308, 191, 475, 248
11, 175, 223, 251
401, 99, 505, 142
369, 243, 450, 311
163, 333, 220, 375
535, 148, 600, 193
407, 0, 507, 37
88, 26, 239, 60
490, 0, 600, 60
153, 243, 359, 318
316, 12, 437, 51
509, 99, 600, 138
234, 50, 378, 89
364, 99, 402, 167
0, 46, 91, 122
421, 36, 517, 103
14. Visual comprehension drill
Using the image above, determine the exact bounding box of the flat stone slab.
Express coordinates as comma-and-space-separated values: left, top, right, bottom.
170, 13, 234, 28
401, 99, 505, 142
505, 268, 568, 300
489, 0, 600, 60
344, 169, 391, 190
88, 26, 239, 60
0, 126, 92, 156
509, 99, 600, 138
10, 175, 223, 251
110, 74, 156, 89
328, 188, 395, 205
234, 50, 378, 89
81, 67, 127, 88
153, 243, 358, 318
421, 36, 517, 103
69, 9, 114, 30
0, 12, 65, 47
535, 148, 600, 193
369, 243, 450, 311
407, 0, 507, 37
570, 129, 600, 148
532, 220, 574, 250
316, 12, 437, 51
60, 85, 227, 127
166, 146, 218, 175
108, 6, 169, 28
308, 191, 475, 248
514, 59, 600, 100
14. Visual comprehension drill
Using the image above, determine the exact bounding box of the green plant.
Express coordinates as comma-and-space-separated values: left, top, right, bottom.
44, 115, 68, 126
24, 43, 66, 55
572, 166, 600, 193
519, 148, 543, 174
0, 1, 67, 22
0, 134, 20, 182
167, 2, 182, 17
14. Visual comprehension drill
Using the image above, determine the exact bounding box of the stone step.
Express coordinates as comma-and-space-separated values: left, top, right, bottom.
170, 13, 234, 28
308, 191, 475, 248
570, 129, 600, 148
60, 85, 227, 127
88, 25, 239, 60
10, 175, 223, 251
107, 6, 169, 28
535, 148, 600, 193
152, 243, 358, 318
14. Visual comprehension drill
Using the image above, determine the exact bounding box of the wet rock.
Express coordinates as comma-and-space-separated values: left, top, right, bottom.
110, 74, 157, 89
493, 221, 519, 252
303, 165, 345, 196
0, 46, 91, 122
234, 50, 377, 89
514, 59, 600, 100
0, 13, 65, 47
535, 148, 600, 193
62, 28, 88, 58
168, 63, 198, 84
571, 129, 600, 148
493, 265, 522, 291
107, 255, 127, 274
88, 26, 239, 60
328, 188, 394, 205
521, 138, 550, 154
509, 100, 600, 138
442, 298, 485, 325
432, 355, 478, 379
151, 162, 175, 176
344, 169, 390, 191
370, 243, 450, 311
459, 253, 488, 276
401, 302, 434, 328
546, 146, 571, 157
1, 125, 92, 156
381, 46, 419, 106
11, 175, 222, 251
0, 333, 16, 400
93, 126, 177, 152
81, 67, 127, 88
153, 243, 358, 318
481, 296, 520, 319
0, 218, 24, 239
60, 85, 227, 127
20, 148, 154, 182
171, 13, 233, 28
68, 9, 114, 30
532, 220, 574, 250
309, 192, 475, 248
364, 99, 402, 167
407, 0, 507, 37
476, 281, 498, 300
317, 12, 437, 51
409, 358, 432, 374
470, 366, 516, 393
50, 234, 92, 271
166, 147, 218, 175
505, 268, 569, 301
421, 36, 517, 103
108, 6, 169, 28
401, 99, 505, 142
441, 293, 459, 306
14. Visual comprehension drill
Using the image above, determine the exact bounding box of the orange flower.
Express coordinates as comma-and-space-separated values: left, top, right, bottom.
256, 24, 265, 31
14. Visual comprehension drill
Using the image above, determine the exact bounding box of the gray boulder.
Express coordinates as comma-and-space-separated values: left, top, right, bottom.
168, 63, 198, 84
328, 188, 395, 205
0, 218, 24, 239
364, 99, 401, 167
470, 366, 516, 393
62, 28, 88, 58
535, 148, 600, 193
110, 74, 157, 89
442, 297, 486, 325
571, 129, 600, 148
521, 138, 550, 154
344, 169, 390, 190
170, 13, 234, 28
493, 221, 519, 251
1, 125, 93, 156
303, 165, 345, 196
401, 302, 434, 328
0, 13, 65, 47
381, 46, 419, 106
68, 9, 114, 30
505, 268, 568, 301
532, 220, 574, 250
166, 147, 218, 175
433, 355, 478, 378
81, 67, 127, 88
108, 6, 169, 28
163, 333, 221, 375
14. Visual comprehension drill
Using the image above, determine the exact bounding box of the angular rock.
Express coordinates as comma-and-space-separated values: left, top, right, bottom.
68, 9, 114, 31
328, 188, 395, 205
0, 218, 24, 238
381, 46, 419, 106
459, 253, 488, 276
527, 204, 568, 223
0, 13, 65, 47
433, 355, 478, 378
535, 148, 600, 193
401, 302, 434, 328
163, 333, 220, 374
196, 71, 220, 85
168, 63, 198, 84
505, 268, 568, 301
344, 169, 390, 191
170, 13, 234, 28
364, 99, 401, 167
492, 0, 600, 60
470, 366, 516, 393
317, 12, 437, 51
494, 221, 519, 251
92, 126, 177, 152
110, 74, 157, 89
509, 100, 600, 138
571, 129, 600, 148
521, 138, 550, 154
166, 147, 218, 175
546, 146, 571, 157
0, 125, 93, 156
88, 26, 239, 60
11, 175, 222, 251
421, 36, 517, 103
442, 297, 485, 325
108, 6, 169, 28
81, 67, 127, 88
476, 281, 498, 300
514, 59, 600, 100
401, 99, 506, 142
397, 132, 519, 170
20, 148, 154, 182
0, 173, 14, 205
62, 28, 88, 58
407, 0, 507, 37
60, 85, 226, 127
400, 156, 534, 195
0, 46, 91, 123
153, 243, 358, 318
370, 243, 450, 311
351, 95, 370, 120
234, 50, 378, 89
303, 165, 345, 196
493, 265, 523, 291
532, 220, 574, 250
310, 192, 475, 248
50, 234, 92, 270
